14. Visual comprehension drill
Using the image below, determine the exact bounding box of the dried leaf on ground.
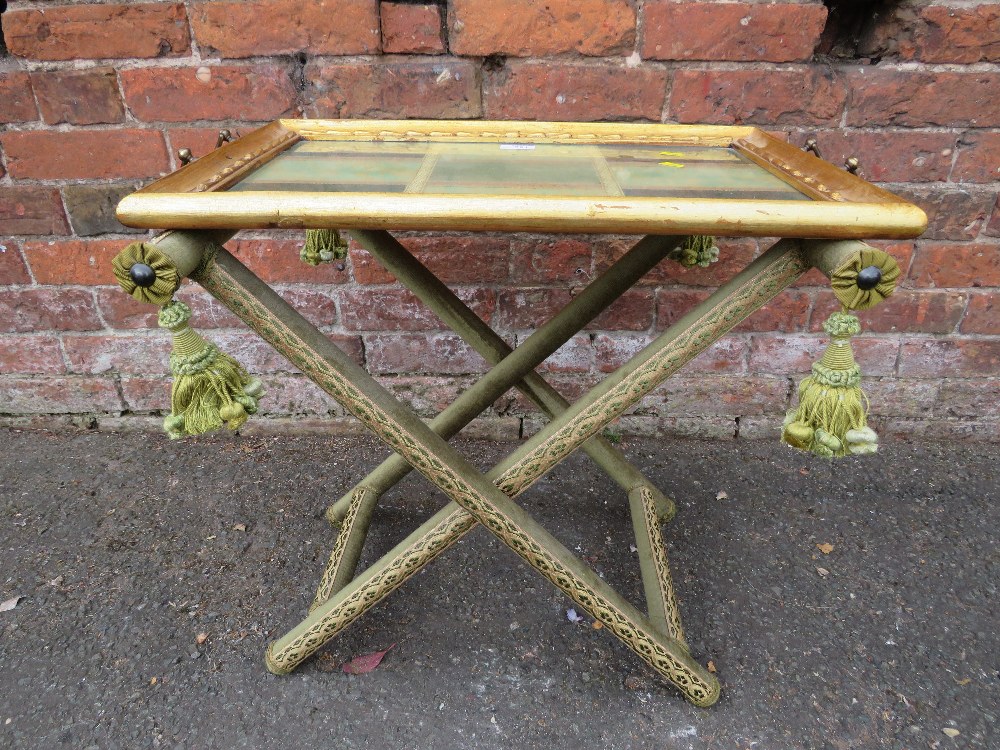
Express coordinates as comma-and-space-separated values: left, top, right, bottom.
816, 543, 834, 554
954, 677, 972, 686
715, 491, 729, 501
591, 621, 603, 630
233, 523, 247, 532
816, 567, 830, 578
196, 632, 209, 645
0, 596, 22, 612
342, 644, 396, 675
942, 728, 960, 738
707, 660, 717, 673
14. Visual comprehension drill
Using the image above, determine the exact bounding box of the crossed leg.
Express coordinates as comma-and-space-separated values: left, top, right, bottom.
190, 235, 837, 705
313, 232, 682, 612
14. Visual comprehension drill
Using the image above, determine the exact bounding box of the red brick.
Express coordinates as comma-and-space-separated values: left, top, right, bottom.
3, 130, 169, 180
350, 234, 510, 285
511, 237, 592, 284
227, 239, 350, 284
909, 242, 1000, 288
495, 288, 571, 330
382, 2, 445, 54
595, 333, 746, 374
0, 72, 38, 124
365, 333, 489, 375
863, 4, 1000, 64
451, 0, 635, 56
800, 130, 955, 184
952, 131, 1000, 184
988, 197, 1000, 238
113, 286, 341, 334
0, 336, 64, 375
670, 68, 846, 126
537, 335, 594, 373
749, 334, 898, 376
121, 66, 297, 123
96, 287, 247, 330
643, 1, 826, 63
195, 324, 357, 371
31, 68, 125, 126
732, 290, 812, 333
485, 62, 667, 122
599, 238, 759, 287
3, 4, 190, 61
642, 374, 789, 416
119, 376, 176, 412
914, 4, 1000, 63
306, 60, 481, 119
383, 374, 478, 416
23, 240, 132, 286
63, 334, 167, 375
962, 292, 1000, 335
588, 289, 655, 331
655, 288, 711, 330
859, 378, 940, 419
899, 340, 1000, 378
253, 375, 336, 417
0, 376, 123, 414
811, 289, 968, 334
190, 0, 378, 57
935, 380, 1000, 419
890, 186, 994, 242
845, 69, 1000, 128
340, 288, 495, 332
0, 241, 31, 285
0, 289, 102, 333
0, 188, 69, 236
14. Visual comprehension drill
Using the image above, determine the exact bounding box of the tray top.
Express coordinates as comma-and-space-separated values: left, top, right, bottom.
117, 120, 927, 239
230, 140, 811, 202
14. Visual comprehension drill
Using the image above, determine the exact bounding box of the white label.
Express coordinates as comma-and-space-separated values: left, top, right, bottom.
499, 144, 535, 150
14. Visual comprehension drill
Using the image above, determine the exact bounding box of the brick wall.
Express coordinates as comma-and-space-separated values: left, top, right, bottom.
0, 0, 998, 441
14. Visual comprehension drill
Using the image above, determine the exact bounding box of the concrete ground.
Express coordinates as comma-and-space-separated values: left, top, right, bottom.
0, 428, 997, 749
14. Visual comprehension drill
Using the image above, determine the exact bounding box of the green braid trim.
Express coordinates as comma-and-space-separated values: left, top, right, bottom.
158, 300, 193, 330
810, 362, 862, 388
823, 311, 861, 338
170, 343, 219, 376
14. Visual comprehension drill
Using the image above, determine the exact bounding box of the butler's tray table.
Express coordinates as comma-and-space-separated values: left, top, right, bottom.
111, 120, 926, 706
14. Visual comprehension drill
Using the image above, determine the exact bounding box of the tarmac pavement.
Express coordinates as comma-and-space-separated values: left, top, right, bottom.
1, 428, 997, 749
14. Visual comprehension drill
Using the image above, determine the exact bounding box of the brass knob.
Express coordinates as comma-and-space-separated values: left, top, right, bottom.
803, 139, 822, 158
845, 156, 861, 175
215, 129, 233, 149
177, 148, 194, 165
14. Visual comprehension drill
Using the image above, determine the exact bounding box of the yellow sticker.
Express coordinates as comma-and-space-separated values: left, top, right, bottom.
658, 161, 684, 168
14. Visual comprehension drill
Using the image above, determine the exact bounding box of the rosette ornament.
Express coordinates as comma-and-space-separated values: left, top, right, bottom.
830, 247, 899, 311
111, 242, 180, 306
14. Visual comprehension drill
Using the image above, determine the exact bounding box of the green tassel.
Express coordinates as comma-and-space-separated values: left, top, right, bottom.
301, 229, 348, 266
782, 312, 878, 458
669, 235, 719, 268
158, 300, 264, 439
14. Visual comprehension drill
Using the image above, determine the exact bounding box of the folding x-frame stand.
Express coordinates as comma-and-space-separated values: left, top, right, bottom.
154, 229, 865, 706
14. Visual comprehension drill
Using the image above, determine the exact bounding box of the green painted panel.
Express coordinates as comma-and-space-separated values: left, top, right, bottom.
230, 140, 810, 201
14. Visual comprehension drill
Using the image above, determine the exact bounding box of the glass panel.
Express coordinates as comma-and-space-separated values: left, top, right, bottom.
229, 140, 810, 201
